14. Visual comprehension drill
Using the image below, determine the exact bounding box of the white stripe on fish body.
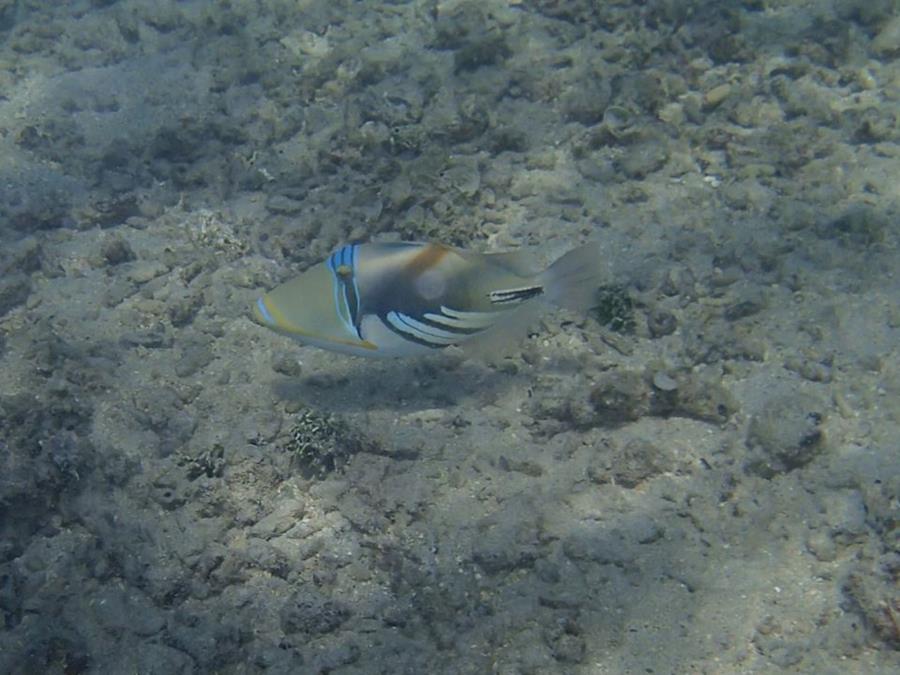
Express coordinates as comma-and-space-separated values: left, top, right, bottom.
386, 311, 464, 346
488, 285, 544, 305
358, 314, 441, 357
423, 306, 507, 331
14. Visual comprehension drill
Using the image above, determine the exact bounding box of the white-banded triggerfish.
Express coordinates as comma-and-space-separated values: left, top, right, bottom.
253, 241, 603, 357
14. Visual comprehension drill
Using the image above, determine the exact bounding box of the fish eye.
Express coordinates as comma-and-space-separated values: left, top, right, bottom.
336, 264, 352, 277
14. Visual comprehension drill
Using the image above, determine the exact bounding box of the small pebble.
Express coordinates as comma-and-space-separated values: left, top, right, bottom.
704, 83, 732, 109
101, 237, 136, 265
806, 530, 836, 562
652, 371, 679, 392
127, 261, 168, 284
872, 15, 900, 56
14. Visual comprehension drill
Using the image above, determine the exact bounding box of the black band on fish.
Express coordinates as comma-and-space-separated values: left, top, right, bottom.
421, 307, 488, 336
328, 244, 363, 339
488, 285, 543, 305
384, 311, 458, 349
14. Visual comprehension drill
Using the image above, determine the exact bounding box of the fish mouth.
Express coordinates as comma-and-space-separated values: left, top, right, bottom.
253, 295, 305, 334
253, 295, 303, 334
251, 295, 378, 351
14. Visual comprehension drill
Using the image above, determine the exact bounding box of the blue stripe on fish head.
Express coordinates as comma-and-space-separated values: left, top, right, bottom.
327, 244, 363, 340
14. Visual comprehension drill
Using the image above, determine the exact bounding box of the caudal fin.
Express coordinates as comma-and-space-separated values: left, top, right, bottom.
539, 241, 605, 312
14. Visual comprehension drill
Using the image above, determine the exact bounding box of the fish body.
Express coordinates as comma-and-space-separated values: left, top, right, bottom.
253, 241, 601, 357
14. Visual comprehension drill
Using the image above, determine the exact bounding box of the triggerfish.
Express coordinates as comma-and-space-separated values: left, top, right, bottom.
253, 241, 603, 357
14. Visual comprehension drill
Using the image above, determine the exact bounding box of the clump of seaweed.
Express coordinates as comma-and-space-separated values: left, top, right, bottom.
178, 443, 226, 480
591, 284, 635, 333
282, 409, 366, 479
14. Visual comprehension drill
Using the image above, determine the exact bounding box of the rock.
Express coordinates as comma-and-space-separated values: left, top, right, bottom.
151, 474, 188, 510
92, 587, 166, 636
562, 81, 613, 125
241, 409, 282, 445
851, 106, 897, 144
453, 34, 510, 74
280, 590, 349, 635
617, 139, 669, 179
588, 437, 674, 488
0, 276, 31, 317
562, 526, 634, 566
823, 490, 867, 544
841, 556, 900, 649
265, 194, 305, 215
168, 294, 203, 327
805, 530, 836, 562
100, 236, 136, 265
472, 544, 536, 575
271, 351, 304, 377
723, 292, 766, 321
307, 644, 361, 672
871, 15, 900, 56
745, 393, 826, 477
535, 559, 562, 584
629, 515, 664, 545
3, 236, 43, 274
442, 157, 481, 197
660, 265, 696, 297
652, 371, 679, 392
783, 355, 832, 383
126, 261, 168, 284
658, 101, 685, 126
249, 499, 306, 540
546, 620, 586, 664
209, 550, 249, 588
120, 325, 173, 349
816, 204, 887, 247
245, 538, 290, 578
254, 644, 305, 670
174, 340, 214, 377
618, 72, 668, 114
647, 308, 677, 338
703, 83, 732, 109
124, 643, 195, 675
682, 321, 765, 364
656, 373, 737, 423
497, 455, 544, 477
588, 370, 651, 426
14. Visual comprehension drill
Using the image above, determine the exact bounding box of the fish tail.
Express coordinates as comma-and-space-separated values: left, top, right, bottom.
539, 241, 605, 312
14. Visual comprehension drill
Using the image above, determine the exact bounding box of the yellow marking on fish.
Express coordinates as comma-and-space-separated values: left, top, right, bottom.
259, 296, 378, 351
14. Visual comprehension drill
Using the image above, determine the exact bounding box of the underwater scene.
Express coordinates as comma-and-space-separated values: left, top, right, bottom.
1, 0, 898, 673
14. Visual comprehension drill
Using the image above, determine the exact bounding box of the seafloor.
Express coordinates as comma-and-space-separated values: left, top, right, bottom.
1, 1, 898, 673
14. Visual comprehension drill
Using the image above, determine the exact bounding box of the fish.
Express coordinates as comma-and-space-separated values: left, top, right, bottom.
252, 240, 603, 357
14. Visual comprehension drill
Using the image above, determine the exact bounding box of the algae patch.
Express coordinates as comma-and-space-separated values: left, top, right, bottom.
282, 408, 368, 479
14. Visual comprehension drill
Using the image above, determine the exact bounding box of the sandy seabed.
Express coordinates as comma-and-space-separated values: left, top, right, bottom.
1, 1, 898, 673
